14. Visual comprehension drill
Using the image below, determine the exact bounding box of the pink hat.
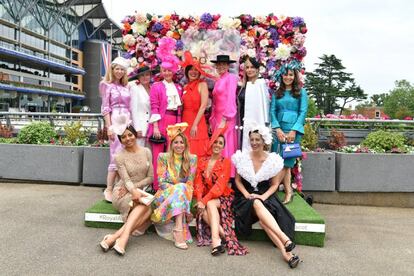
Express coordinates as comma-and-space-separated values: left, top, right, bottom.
156, 37, 180, 73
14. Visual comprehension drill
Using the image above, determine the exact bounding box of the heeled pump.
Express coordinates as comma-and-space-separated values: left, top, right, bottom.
99, 235, 113, 252
113, 239, 125, 256
284, 240, 296, 252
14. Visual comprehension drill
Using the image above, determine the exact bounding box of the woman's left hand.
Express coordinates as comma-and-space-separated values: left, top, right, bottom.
286, 130, 296, 143
118, 186, 127, 198
190, 125, 198, 138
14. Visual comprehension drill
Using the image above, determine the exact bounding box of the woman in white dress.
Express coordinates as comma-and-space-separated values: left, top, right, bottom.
237, 57, 270, 152
130, 66, 152, 147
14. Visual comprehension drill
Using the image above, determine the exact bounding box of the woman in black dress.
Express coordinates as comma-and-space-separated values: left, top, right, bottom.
231, 124, 300, 268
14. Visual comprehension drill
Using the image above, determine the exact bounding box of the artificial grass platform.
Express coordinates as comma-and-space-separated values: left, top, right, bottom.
85, 192, 325, 247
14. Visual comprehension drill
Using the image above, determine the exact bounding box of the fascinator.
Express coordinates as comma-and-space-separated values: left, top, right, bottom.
166, 122, 189, 141
109, 114, 132, 136
205, 124, 228, 155
156, 37, 180, 73
181, 51, 217, 80
245, 120, 272, 145
272, 59, 302, 83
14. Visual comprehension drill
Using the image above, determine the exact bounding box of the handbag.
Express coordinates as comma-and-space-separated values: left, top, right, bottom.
281, 142, 302, 159
149, 135, 166, 144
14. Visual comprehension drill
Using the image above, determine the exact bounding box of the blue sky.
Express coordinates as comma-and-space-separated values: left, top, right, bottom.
103, 0, 414, 99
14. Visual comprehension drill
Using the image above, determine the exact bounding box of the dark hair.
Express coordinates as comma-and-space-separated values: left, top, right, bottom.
185, 65, 200, 79
276, 69, 301, 99
248, 130, 270, 151
214, 134, 226, 147
117, 125, 138, 142
243, 57, 261, 85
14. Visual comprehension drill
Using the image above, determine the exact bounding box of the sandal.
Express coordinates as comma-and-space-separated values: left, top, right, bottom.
173, 228, 188, 250
211, 245, 225, 256
288, 254, 300, 269
99, 234, 114, 252
284, 240, 296, 252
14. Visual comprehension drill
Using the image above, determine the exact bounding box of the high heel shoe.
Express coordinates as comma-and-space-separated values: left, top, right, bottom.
113, 239, 125, 256
99, 234, 114, 252
103, 188, 113, 203
172, 228, 188, 250
211, 245, 225, 256
288, 254, 300, 269
284, 239, 296, 252
283, 193, 294, 205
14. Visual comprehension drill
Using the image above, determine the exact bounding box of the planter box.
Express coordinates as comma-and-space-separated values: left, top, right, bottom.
82, 147, 109, 186
0, 144, 83, 183
302, 152, 336, 191
336, 152, 414, 192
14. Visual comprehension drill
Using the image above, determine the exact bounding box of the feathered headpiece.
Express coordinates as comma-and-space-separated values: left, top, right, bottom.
244, 120, 272, 145
272, 59, 302, 84
166, 122, 188, 141
181, 51, 217, 80
156, 37, 180, 73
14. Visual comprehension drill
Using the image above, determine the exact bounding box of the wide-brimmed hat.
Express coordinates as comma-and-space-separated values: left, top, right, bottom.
111, 57, 130, 69
128, 65, 153, 81
181, 51, 217, 80
210, 55, 236, 64
208, 123, 228, 150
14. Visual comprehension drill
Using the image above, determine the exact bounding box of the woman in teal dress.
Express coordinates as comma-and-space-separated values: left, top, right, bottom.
151, 123, 197, 250
270, 63, 308, 204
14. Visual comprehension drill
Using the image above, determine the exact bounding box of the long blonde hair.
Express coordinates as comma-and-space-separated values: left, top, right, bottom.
167, 133, 191, 179
103, 63, 128, 86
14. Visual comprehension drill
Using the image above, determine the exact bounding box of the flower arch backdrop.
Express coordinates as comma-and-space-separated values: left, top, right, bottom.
121, 12, 307, 87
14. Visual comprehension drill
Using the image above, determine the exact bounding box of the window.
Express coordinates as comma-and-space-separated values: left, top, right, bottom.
375, 110, 381, 119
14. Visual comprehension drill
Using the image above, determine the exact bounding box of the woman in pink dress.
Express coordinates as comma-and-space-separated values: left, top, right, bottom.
147, 37, 183, 191
100, 57, 131, 202
209, 55, 239, 177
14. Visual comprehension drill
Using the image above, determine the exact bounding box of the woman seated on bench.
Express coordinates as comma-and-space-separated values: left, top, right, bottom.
194, 127, 248, 256
231, 123, 301, 268
99, 116, 154, 256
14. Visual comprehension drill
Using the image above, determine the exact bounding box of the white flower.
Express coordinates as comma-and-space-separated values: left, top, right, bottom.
218, 16, 234, 30
130, 57, 138, 68
247, 48, 256, 57
166, 31, 174, 37
123, 34, 136, 46
275, 44, 292, 61
259, 38, 269, 48
132, 22, 148, 35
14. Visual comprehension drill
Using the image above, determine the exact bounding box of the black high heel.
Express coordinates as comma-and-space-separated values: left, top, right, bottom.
288, 254, 300, 268
284, 239, 296, 252
211, 244, 225, 256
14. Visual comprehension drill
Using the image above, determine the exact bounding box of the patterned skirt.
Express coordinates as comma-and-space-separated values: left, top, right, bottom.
196, 194, 248, 255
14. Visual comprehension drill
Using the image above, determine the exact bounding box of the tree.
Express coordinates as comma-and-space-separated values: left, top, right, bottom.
370, 93, 388, 107
305, 54, 367, 115
383, 80, 414, 119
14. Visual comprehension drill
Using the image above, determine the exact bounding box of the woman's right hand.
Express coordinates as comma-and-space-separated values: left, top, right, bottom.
276, 128, 286, 143
153, 127, 161, 139
131, 189, 141, 201
196, 201, 205, 214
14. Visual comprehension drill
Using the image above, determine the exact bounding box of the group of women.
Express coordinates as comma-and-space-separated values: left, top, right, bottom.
98, 40, 308, 269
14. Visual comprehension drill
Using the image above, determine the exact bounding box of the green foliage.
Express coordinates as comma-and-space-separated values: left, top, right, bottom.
361, 130, 406, 152
0, 137, 18, 144
395, 106, 413, 120
327, 128, 347, 150
302, 122, 318, 151
17, 122, 57, 144
62, 122, 90, 146
305, 54, 367, 115
383, 80, 414, 119
306, 98, 319, 118
370, 93, 388, 107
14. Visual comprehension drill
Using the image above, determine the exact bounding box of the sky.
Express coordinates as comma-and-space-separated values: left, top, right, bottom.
102, 0, 414, 99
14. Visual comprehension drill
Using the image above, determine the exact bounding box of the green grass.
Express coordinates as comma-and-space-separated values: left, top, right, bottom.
85, 192, 325, 247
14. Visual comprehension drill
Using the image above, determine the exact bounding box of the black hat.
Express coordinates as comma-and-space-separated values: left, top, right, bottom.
210, 54, 237, 64
128, 66, 152, 81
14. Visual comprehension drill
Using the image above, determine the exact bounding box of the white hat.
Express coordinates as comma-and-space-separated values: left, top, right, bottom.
108, 114, 131, 136
111, 57, 131, 69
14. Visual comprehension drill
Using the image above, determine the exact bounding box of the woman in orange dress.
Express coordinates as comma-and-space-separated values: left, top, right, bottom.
181, 51, 216, 158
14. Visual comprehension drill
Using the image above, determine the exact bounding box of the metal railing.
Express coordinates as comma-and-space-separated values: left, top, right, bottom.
0, 112, 104, 133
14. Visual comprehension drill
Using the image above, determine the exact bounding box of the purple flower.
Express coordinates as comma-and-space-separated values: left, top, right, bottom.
176, 40, 184, 50
151, 22, 163, 32
122, 52, 133, 59
269, 28, 279, 41
201, 13, 213, 24
292, 17, 304, 27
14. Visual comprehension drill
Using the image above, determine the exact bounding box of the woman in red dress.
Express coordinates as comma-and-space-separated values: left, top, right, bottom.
194, 127, 248, 256
181, 51, 216, 158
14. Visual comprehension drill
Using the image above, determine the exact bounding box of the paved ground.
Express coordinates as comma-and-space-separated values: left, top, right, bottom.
0, 182, 413, 276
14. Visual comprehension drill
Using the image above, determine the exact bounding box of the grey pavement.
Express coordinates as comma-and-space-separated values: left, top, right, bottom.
0, 182, 413, 276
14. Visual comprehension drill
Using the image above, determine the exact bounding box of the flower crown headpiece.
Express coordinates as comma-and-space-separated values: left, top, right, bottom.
245, 120, 272, 145
167, 122, 188, 141
272, 59, 302, 84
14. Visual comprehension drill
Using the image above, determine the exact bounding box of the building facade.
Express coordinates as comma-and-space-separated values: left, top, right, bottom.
0, 0, 121, 113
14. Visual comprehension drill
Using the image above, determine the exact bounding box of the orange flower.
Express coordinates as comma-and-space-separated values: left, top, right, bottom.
248, 29, 256, 37
172, 31, 181, 40
124, 22, 131, 32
